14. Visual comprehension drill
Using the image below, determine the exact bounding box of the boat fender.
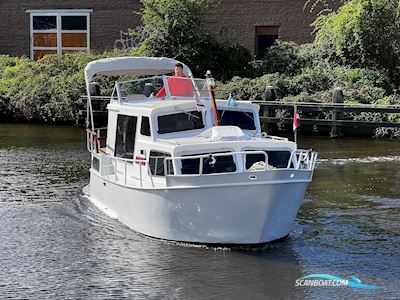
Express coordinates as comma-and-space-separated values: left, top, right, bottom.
207, 155, 216, 166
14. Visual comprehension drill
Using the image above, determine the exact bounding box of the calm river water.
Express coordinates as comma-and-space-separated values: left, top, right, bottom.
0, 124, 399, 299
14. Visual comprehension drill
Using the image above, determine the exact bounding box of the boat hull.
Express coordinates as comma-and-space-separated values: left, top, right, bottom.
87, 169, 312, 245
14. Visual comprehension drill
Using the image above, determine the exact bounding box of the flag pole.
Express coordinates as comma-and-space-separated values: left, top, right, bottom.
207, 73, 220, 126
293, 105, 298, 144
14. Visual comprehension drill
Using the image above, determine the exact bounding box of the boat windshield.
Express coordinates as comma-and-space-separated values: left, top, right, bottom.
117, 76, 210, 100
157, 110, 204, 134
218, 110, 256, 130
118, 76, 164, 100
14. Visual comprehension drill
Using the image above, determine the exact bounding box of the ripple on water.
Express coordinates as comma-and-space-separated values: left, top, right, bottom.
317, 155, 400, 166
0, 148, 89, 203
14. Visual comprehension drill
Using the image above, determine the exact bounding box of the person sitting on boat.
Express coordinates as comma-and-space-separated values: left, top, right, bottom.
155, 63, 193, 97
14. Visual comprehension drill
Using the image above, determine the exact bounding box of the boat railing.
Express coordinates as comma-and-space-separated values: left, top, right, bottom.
261, 132, 288, 141
92, 153, 150, 187
163, 151, 269, 176
164, 149, 317, 177
90, 148, 317, 188
287, 149, 318, 171
117, 75, 211, 101
86, 127, 108, 153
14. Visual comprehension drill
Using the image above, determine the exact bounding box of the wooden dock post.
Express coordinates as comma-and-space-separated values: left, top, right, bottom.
331, 87, 344, 138
263, 86, 277, 133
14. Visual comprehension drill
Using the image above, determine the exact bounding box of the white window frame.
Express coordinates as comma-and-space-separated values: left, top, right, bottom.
27, 9, 92, 59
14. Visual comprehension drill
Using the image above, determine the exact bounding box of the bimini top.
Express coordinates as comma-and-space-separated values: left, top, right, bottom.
84, 56, 192, 83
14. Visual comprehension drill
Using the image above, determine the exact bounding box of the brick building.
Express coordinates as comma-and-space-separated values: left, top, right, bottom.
0, 1, 141, 59
208, 0, 328, 58
0, 0, 329, 59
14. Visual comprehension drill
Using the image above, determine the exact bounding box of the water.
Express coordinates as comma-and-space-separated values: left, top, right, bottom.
0, 124, 399, 299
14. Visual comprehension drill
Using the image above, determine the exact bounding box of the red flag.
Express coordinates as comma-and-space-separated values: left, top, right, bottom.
293, 107, 300, 131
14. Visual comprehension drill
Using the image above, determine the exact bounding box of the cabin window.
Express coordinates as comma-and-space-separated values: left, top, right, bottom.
140, 116, 151, 136
28, 10, 91, 60
115, 115, 137, 158
157, 111, 204, 134
181, 152, 236, 174
246, 150, 291, 169
218, 110, 256, 130
149, 151, 173, 176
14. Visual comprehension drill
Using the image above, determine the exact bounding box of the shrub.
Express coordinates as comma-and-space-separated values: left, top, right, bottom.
0, 52, 121, 123
313, 0, 400, 85
217, 61, 393, 107
0, 55, 16, 72
250, 42, 336, 78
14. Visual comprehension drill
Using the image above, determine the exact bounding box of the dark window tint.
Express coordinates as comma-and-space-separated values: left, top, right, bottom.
255, 26, 279, 59
149, 151, 173, 176
33, 16, 57, 30
140, 116, 151, 136
62, 16, 87, 30
92, 156, 100, 171
158, 111, 204, 134
115, 115, 137, 158
246, 150, 291, 169
245, 153, 266, 170
256, 35, 278, 59
267, 151, 291, 168
218, 110, 256, 130
181, 152, 236, 174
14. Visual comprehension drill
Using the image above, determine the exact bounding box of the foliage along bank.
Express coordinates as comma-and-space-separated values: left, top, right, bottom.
1, 0, 400, 137
1, 40, 399, 128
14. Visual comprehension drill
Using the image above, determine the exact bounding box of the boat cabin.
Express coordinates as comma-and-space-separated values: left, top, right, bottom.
85, 57, 313, 188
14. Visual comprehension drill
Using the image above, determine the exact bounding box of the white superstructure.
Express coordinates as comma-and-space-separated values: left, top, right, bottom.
84, 57, 317, 245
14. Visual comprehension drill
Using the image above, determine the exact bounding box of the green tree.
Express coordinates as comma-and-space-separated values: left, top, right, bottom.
313, 0, 400, 84
138, 0, 252, 80
304, 0, 344, 12
140, 0, 216, 58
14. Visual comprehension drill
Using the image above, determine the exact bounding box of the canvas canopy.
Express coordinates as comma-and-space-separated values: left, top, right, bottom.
199, 126, 252, 142
84, 56, 192, 83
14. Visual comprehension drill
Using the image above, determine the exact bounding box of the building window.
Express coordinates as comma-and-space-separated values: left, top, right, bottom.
255, 26, 279, 59
28, 10, 92, 60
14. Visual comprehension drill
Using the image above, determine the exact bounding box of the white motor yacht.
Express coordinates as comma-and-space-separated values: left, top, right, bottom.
83, 57, 317, 245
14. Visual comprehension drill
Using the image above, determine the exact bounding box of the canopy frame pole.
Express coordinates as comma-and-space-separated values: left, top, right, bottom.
188, 72, 201, 98
86, 81, 95, 131
162, 75, 171, 98
115, 81, 123, 104
111, 84, 117, 102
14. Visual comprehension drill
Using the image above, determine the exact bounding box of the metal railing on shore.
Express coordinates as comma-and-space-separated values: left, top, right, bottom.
256, 101, 400, 137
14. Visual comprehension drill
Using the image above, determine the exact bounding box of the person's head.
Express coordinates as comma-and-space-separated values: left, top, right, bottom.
174, 63, 184, 77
